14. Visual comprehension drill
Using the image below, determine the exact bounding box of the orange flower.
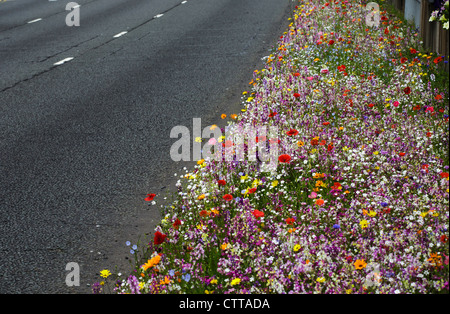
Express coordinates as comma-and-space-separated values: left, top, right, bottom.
354, 259, 367, 270
315, 199, 325, 206
221, 114, 227, 119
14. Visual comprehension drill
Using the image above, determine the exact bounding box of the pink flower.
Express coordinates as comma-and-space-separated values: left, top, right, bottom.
425, 106, 434, 113
320, 68, 329, 74
393, 101, 399, 107
308, 192, 317, 199
306, 76, 314, 81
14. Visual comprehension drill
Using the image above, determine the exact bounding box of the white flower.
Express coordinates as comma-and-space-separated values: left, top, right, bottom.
444, 21, 449, 29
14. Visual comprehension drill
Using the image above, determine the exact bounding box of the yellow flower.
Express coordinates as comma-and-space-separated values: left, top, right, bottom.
195, 137, 202, 143
373, 151, 379, 155
210, 124, 218, 130
420, 212, 427, 218
210, 279, 218, 285
360, 220, 369, 229
221, 243, 228, 250
316, 277, 326, 283
346, 288, 352, 294
297, 140, 305, 147
272, 180, 279, 187
198, 194, 206, 200
197, 159, 205, 165
293, 244, 301, 252
252, 179, 261, 187
230, 278, 241, 286
100, 269, 111, 279
368, 210, 377, 217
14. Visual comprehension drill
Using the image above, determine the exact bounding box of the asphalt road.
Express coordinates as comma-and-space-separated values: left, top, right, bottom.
0, 0, 292, 293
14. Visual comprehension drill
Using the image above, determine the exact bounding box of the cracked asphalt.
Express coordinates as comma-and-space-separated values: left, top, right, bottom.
0, 0, 292, 293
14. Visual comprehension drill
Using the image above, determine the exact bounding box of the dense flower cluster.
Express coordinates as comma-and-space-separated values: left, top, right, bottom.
98, 0, 449, 294
430, 0, 449, 29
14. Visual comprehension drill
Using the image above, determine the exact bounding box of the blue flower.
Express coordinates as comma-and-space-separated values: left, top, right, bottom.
182, 273, 191, 282
333, 224, 340, 229
169, 269, 175, 277
380, 202, 389, 207
126, 241, 131, 246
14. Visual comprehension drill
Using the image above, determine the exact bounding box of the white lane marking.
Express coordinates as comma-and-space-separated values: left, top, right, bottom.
113, 31, 128, 38
53, 57, 74, 66
181, 1, 187, 3
28, 18, 43, 24
154, 14, 164, 18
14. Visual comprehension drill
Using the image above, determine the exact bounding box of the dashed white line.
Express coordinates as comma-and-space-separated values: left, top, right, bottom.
113, 31, 128, 38
53, 57, 74, 66
181, 1, 187, 3
154, 14, 164, 18
27, 18, 43, 24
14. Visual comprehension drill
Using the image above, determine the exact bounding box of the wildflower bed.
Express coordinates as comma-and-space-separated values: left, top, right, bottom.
100, 0, 449, 294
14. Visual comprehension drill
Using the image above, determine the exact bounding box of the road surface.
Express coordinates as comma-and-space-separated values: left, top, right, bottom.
0, 0, 292, 293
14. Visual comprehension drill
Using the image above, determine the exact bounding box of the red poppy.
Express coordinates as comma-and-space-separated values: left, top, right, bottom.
399, 152, 406, 157
217, 180, 226, 186
319, 140, 326, 146
384, 28, 389, 35
199, 210, 209, 217
433, 56, 443, 64
285, 218, 295, 225
368, 103, 375, 108
252, 209, 264, 218
286, 129, 299, 136
382, 208, 391, 214
400, 57, 407, 64
435, 94, 443, 100
440, 172, 449, 179
293, 93, 301, 98
269, 111, 278, 118
404, 86, 411, 95
173, 219, 181, 229
338, 65, 346, 72
410, 48, 417, 54
440, 235, 449, 243
311, 138, 319, 146
323, 122, 330, 126
293, 72, 300, 77
315, 199, 325, 206
223, 194, 233, 201
328, 40, 335, 45
145, 193, 156, 201
426, 132, 432, 137
278, 154, 292, 163
327, 143, 334, 151
422, 164, 430, 173
154, 231, 166, 245
247, 187, 257, 194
